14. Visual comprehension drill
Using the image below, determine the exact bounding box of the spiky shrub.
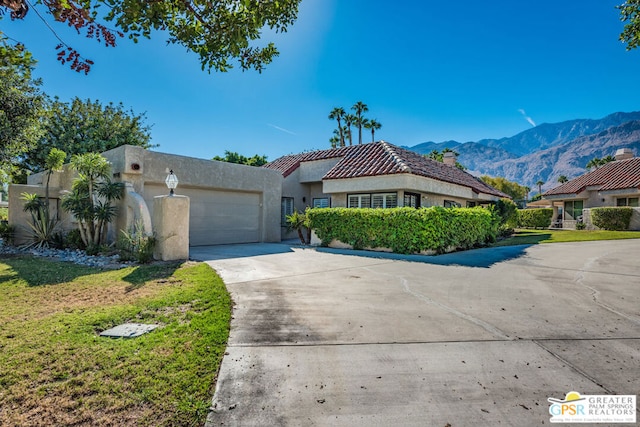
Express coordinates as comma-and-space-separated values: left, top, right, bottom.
117, 220, 156, 263
20, 192, 60, 248
61, 153, 123, 250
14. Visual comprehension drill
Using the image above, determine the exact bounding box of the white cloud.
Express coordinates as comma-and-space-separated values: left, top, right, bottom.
518, 109, 536, 127
267, 123, 297, 135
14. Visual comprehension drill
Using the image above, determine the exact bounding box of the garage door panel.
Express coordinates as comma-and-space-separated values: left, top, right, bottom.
143, 184, 261, 246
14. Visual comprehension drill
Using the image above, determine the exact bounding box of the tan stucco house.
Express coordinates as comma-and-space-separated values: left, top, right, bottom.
264, 141, 509, 238
9, 145, 283, 246
542, 148, 640, 229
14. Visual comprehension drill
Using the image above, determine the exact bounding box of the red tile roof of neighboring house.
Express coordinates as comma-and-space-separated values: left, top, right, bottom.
544, 157, 640, 196
264, 141, 509, 198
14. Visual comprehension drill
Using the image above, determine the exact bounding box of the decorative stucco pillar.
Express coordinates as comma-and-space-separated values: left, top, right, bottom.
152, 195, 190, 261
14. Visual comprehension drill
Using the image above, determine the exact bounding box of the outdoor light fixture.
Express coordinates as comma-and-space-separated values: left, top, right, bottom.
165, 169, 178, 196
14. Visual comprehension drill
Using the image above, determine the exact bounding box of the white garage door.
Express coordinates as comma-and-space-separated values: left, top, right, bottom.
144, 185, 261, 246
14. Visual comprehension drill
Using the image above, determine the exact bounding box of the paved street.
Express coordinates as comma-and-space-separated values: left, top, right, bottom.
190, 240, 640, 426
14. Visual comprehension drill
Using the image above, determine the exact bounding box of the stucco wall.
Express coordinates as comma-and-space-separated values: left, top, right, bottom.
102, 146, 283, 243
299, 158, 341, 183
11, 145, 283, 245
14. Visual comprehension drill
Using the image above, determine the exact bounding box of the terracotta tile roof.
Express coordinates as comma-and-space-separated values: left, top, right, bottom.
264, 141, 509, 198
544, 157, 640, 196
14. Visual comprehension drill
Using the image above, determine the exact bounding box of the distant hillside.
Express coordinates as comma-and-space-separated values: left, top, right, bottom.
476, 121, 640, 193
478, 111, 640, 156
408, 112, 640, 191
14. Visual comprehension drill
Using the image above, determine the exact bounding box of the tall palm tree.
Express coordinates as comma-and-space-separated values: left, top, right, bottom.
535, 180, 545, 195
557, 175, 568, 184
351, 101, 368, 144
344, 114, 356, 146
328, 107, 346, 147
364, 119, 381, 142
586, 157, 602, 170
329, 129, 342, 148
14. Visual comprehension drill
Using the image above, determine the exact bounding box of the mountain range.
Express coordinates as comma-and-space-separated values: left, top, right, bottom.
407, 111, 640, 193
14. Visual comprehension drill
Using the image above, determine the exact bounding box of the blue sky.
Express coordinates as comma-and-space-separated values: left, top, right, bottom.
2, 0, 640, 162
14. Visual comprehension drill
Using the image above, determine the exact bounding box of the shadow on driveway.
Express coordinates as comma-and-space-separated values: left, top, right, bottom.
314, 244, 532, 268
191, 241, 531, 269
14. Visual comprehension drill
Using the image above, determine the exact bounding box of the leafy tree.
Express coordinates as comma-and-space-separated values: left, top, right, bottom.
212, 151, 268, 167
351, 101, 369, 145
1, 0, 301, 73
586, 155, 615, 170
21, 97, 153, 174
61, 153, 123, 249
557, 175, 568, 184
619, 0, 640, 50
328, 107, 346, 147
364, 119, 382, 142
480, 176, 529, 202
535, 180, 545, 195
0, 38, 46, 179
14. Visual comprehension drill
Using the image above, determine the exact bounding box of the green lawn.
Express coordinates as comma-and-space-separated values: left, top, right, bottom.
493, 228, 640, 247
0, 256, 231, 426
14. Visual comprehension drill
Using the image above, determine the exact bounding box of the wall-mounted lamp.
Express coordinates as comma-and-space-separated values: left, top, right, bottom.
165, 169, 179, 196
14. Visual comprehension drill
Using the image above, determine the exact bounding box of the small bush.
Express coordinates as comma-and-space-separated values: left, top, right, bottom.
0, 222, 15, 245
591, 207, 633, 231
518, 208, 553, 229
0, 207, 8, 221
65, 228, 86, 250
118, 220, 156, 263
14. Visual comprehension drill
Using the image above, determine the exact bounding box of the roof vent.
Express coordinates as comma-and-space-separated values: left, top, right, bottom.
443, 151, 457, 166
614, 148, 634, 161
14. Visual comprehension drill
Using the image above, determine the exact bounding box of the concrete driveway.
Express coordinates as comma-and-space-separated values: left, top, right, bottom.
190, 240, 640, 426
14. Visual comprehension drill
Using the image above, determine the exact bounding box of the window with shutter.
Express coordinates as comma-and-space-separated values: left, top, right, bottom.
281, 197, 294, 225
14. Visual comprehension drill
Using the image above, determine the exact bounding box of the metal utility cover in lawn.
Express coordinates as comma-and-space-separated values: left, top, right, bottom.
100, 323, 159, 338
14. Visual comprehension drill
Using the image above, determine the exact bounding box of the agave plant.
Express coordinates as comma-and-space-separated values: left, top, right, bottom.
20, 192, 59, 249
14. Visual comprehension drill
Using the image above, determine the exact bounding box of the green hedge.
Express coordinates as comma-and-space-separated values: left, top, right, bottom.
306, 206, 498, 255
591, 207, 633, 231
517, 208, 553, 228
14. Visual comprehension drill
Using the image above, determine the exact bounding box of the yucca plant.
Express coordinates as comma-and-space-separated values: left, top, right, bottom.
61, 153, 123, 249
20, 192, 59, 248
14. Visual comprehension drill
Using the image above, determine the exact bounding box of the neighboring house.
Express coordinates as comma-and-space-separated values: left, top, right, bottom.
264, 141, 509, 238
542, 148, 640, 230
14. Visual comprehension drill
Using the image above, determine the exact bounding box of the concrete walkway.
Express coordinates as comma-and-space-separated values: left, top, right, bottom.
190, 240, 640, 426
